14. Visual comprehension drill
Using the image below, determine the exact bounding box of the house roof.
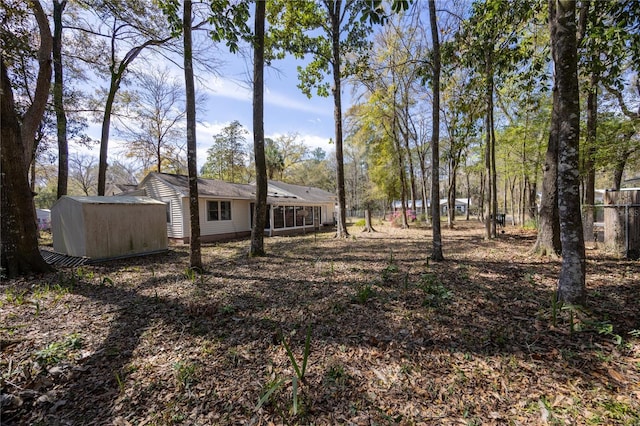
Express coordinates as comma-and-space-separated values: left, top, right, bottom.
267, 181, 337, 203
145, 172, 256, 199
142, 173, 336, 204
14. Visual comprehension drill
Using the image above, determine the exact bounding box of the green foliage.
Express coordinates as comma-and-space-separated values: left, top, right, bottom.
257, 326, 313, 419
184, 267, 197, 281
419, 273, 452, 307
326, 364, 348, 385
34, 333, 83, 368
266, 0, 375, 98
200, 120, 250, 182
221, 304, 236, 315
382, 263, 398, 282
158, 0, 251, 51
523, 218, 538, 231
173, 361, 197, 389
353, 283, 375, 304
3, 287, 27, 306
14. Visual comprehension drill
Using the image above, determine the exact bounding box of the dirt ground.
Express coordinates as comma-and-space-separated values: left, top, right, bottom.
1, 220, 639, 425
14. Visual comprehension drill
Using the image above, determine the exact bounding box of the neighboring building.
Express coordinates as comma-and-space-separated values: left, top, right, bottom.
392, 198, 471, 215
51, 196, 167, 259
138, 172, 337, 243
36, 208, 51, 231
104, 183, 139, 196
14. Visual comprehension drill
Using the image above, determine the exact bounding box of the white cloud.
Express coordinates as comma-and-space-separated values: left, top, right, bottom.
201, 76, 331, 116
200, 77, 252, 102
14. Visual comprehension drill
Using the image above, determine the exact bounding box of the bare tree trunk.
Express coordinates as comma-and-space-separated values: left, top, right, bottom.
612, 159, 625, 190
509, 177, 517, 226
183, 0, 202, 270
583, 72, 598, 242
363, 208, 376, 232
483, 48, 496, 239
20, 1, 52, 166
532, 111, 561, 255
478, 170, 485, 222
490, 87, 498, 238
395, 131, 409, 229
330, 2, 349, 238
250, 0, 267, 257
1, 4, 54, 277
465, 171, 471, 221
552, 0, 585, 304
429, 0, 443, 261
53, 0, 69, 199
447, 164, 456, 229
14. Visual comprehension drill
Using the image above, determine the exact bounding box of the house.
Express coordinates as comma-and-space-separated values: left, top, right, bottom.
51, 196, 167, 259
138, 172, 337, 243
440, 198, 471, 215
392, 198, 471, 215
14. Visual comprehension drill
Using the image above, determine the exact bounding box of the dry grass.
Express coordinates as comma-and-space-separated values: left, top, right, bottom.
1, 220, 639, 425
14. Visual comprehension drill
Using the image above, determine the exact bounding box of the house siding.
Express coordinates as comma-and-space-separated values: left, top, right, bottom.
142, 177, 185, 239
198, 198, 251, 237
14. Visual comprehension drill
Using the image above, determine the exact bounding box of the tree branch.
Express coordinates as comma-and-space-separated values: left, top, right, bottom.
21, 0, 53, 165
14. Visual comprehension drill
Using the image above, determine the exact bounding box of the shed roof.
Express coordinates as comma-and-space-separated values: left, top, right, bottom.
53, 195, 165, 207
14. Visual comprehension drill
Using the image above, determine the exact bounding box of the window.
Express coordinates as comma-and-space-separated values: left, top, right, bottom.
207, 201, 219, 221
304, 206, 313, 226
165, 201, 172, 223
273, 206, 284, 228
207, 201, 232, 221
285, 206, 295, 228
220, 201, 231, 220
295, 206, 304, 227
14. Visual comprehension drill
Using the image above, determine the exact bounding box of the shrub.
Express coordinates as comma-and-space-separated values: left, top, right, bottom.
389, 211, 416, 227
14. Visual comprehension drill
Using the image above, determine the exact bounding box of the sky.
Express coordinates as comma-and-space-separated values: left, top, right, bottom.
81, 48, 340, 172
194, 55, 339, 161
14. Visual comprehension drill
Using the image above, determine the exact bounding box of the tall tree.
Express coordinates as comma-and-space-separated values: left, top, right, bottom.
53, 0, 69, 199
272, 133, 309, 181
267, 0, 374, 237
0, 0, 54, 277
69, 0, 176, 195
264, 138, 285, 179
551, 0, 585, 304
458, 0, 535, 239
116, 68, 188, 174
531, 89, 562, 255
68, 153, 98, 195
183, 0, 202, 270
250, 0, 267, 257
158, 0, 252, 269
428, 0, 443, 260
201, 121, 249, 182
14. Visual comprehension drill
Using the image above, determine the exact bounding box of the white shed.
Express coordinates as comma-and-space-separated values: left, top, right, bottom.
51, 196, 168, 259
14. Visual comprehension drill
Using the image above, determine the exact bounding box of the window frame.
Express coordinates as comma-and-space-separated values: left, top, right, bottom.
206, 200, 232, 222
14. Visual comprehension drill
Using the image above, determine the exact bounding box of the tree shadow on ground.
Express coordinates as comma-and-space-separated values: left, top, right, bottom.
3, 224, 639, 424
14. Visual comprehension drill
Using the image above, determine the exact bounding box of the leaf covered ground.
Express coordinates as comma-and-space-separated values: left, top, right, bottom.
1, 221, 639, 425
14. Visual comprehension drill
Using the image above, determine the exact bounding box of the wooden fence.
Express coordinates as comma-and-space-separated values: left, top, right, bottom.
603, 189, 640, 259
